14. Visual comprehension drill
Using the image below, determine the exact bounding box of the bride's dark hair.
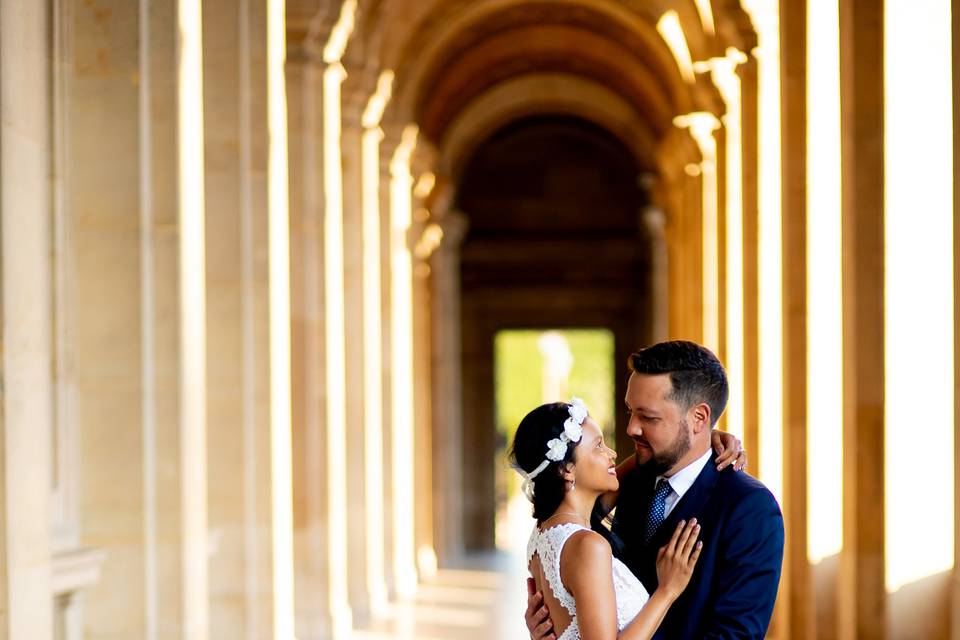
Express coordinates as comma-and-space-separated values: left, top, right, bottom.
509, 402, 623, 554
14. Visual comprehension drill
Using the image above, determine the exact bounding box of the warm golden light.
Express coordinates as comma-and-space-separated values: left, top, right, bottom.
693, 0, 716, 36
883, 0, 954, 592
698, 51, 747, 439
361, 69, 394, 614
657, 10, 696, 84
675, 112, 721, 357
805, 0, 843, 564
177, 1, 209, 637
740, 0, 783, 503
323, 59, 353, 638
390, 124, 421, 598
267, 0, 296, 636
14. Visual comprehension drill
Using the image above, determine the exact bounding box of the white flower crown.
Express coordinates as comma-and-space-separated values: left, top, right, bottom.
517, 397, 588, 502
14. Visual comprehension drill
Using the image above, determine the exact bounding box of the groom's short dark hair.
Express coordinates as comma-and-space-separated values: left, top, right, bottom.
628, 340, 728, 426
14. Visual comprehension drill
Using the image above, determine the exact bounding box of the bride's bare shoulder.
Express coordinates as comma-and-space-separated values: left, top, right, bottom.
560, 530, 612, 570
560, 530, 615, 593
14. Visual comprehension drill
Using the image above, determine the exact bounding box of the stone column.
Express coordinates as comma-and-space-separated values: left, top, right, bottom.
387, 123, 421, 597
739, 53, 761, 482
838, 0, 886, 637
62, 1, 156, 637
779, 0, 813, 636
0, 0, 54, 637
429, 211, 469, 566
640, 207, 669, 344
287, 43, 341, 639
839, 0, 888, 629
202, 1, 274, 637
340, 68, 373, 624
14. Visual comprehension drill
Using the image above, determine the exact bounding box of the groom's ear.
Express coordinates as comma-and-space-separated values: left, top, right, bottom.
691, 403, 711, 434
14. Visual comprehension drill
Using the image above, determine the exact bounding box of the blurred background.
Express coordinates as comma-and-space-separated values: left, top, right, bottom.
1, 0, 957, 638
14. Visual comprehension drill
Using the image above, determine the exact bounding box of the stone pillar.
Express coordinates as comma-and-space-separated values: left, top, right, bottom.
954, 4, 960, 635
202, 1, 274, 637
287, 44, 340, 639
0, 0, 54, 637
838, 0, 886, 637
640, 207, 669, 344
340, 69, 373, 624
739, 54, 761, 471
779, 0, 813, 636
62, 1, 156, 637
387, 123, 421, 597
316, 5, 358, 631
429, 211, 469, 566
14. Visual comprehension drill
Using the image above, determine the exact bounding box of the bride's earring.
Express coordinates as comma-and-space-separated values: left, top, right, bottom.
569, 478, 576, 492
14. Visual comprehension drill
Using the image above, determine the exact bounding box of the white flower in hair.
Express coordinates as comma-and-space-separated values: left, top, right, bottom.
568, 397, 588, 423
563, 417, 583, 441
546, 438, 568, 461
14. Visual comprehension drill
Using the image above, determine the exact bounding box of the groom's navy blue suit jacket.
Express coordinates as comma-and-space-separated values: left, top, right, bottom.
611, 457, 784, 639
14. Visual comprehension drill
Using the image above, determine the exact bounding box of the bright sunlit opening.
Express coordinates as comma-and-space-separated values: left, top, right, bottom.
884, 0, 954, 593
494, 329, 616, 552
805, 0, 843, 565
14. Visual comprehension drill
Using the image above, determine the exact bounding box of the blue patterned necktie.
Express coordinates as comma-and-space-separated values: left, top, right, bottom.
644, 479, 675, 543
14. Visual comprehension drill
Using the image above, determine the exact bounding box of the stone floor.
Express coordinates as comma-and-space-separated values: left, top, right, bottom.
353, 496, 532, 639
351, 551, 529, 640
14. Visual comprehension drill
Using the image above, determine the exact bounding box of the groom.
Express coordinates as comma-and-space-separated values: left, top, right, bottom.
525, 340, 784, 639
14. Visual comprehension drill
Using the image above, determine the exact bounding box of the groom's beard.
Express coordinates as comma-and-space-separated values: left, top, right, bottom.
644, 419, 692, 476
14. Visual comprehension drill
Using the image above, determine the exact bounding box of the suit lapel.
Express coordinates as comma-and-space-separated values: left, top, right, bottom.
652, 460, 719, 548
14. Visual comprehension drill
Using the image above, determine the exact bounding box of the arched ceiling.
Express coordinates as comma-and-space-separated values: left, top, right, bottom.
373, 0, 707, 168
287, 0, 757, 172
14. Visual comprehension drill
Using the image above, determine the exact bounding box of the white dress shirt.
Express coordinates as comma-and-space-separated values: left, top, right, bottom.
656, 447, 714, 519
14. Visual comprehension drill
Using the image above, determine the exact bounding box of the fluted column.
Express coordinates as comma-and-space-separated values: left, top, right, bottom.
0, 1, 53, 637
202, 0, 276, 637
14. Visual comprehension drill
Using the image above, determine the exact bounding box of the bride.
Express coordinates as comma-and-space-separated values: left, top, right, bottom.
510, 398, 741, 640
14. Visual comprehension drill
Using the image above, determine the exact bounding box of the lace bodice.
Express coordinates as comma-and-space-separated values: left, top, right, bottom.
527, 523, 650, 640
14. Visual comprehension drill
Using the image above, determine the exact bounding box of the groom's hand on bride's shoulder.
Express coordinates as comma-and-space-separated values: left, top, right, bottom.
525, 577, 556, 640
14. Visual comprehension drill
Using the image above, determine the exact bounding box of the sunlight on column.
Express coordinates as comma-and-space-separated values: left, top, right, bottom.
805, 0, 843, 565
657, 10, 696, 84
391, 124, 421, 598
693, 0, 716, 36
675, 112, 721, 358
267, 0, 295, 636
360, 69, 394, 614
698, 50, 747, 439
740, 0, 782, 503
321, 0, 357, 630
884, 0, 954, 593
177, 1, 209, 637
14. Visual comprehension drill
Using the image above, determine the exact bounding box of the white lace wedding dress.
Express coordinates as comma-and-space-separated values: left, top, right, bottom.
527, 523, 650, 640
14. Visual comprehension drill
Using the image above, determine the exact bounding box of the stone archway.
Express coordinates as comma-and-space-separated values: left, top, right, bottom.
448, 115, 661, 550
